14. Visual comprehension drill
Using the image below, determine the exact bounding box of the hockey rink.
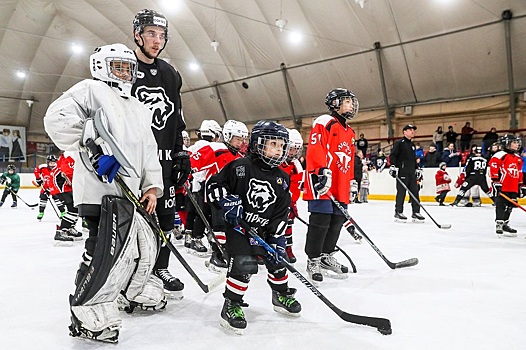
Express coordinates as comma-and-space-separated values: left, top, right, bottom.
1, 188, 525, 350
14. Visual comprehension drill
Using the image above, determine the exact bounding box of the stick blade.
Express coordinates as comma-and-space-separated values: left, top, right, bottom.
394, 258, 419, 269
340, 312, 392, 335
440, 224, 452, 229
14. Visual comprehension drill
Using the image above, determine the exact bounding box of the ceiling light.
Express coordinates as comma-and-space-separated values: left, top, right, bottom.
189, 62, 200, 71
355, 0, 366, 8
16, 71, 26, 78
71, 43, 83, 54
211, 40, 220, 52
288, 31, 303, 44
275, 19, 287, 32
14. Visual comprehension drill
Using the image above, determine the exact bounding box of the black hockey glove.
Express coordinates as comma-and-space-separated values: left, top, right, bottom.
520, 186, 526, 198
491, 181, 502, 196
415, 168, 423, 181
171, 151, 191, 188
218, 195, 243, 226
389, 165, 398, 178
312, 167, 332, 196
35, 178, 43, 187
266, 235, 287, 266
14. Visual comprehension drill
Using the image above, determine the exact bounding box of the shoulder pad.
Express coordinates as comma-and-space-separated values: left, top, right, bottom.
313, 114, 334, 128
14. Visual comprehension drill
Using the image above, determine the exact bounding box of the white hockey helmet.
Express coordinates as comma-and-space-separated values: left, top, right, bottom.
182, 130, 190, 147
90, 44, 137, 98
286, 128, 303, 161
223, 120, 248, 152
197, 120, 222, 140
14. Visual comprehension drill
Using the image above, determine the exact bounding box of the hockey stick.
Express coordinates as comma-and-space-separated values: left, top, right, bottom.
235, 219, 392, 335
328, 192, 419, 269
47, 194, 62, 219
394, 175, 452, 229
499, 192, 526, 213
183, 183, 227, 256
292, 207, 362, 241
290, 210, 357, 273
7, 187, 38, 207
114, 175, 225, 293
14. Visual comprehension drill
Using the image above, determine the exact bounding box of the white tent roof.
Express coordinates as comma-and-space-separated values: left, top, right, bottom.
1, 0, 525, 137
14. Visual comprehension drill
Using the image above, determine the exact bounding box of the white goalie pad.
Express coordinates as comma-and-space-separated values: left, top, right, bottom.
71, 301, 122, 333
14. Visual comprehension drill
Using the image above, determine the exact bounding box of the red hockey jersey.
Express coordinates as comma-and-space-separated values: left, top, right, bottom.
280, 158, 304, 204
435, 169, 451, 193
33, 164, 54, 194
488, 151, 523, 192
303, 114, 356, 203
51, 154, 74, 194
190, 142, 243, 181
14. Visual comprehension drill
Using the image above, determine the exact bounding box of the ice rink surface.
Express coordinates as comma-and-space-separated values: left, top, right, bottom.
1, 188, 525, 350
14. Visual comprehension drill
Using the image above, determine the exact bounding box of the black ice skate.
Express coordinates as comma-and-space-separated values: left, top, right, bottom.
153, 268, 184, 300
502, 220, 517, 237
54, 229, 74, 247
412, 212, 425, 223
306, 257, 323, 285
184, 229, 192, 248
220, 298, 247, 335
187, 237, 208, 257
394, 212, 407, 223
66, 227, 83, 241
320, 252, 349, 279
205, 251, 228, 274
272, 288, 301, 316
11, 201, 17, 208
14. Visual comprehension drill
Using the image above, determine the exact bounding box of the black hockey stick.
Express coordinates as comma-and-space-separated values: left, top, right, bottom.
499, 192, 526, 213
236, 219, 392, 335
394, 175, 452, 229
183, 183, 227, 256
328, 192, 419, 269
7, 188, 38, 207
114, 175, 225, 293
290, 210, 357, 273
292, 207, 362, 241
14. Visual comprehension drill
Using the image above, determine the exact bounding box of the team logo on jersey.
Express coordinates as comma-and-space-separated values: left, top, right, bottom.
507, 163, 520, 178
134, 86, 174, 130
150, 69, 158, 76
236, 165, 246, 178
247, 178, 276, 213
137, 71, 145, 79
334, 141, 353, 173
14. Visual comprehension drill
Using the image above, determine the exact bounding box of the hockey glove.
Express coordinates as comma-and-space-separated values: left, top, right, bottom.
415, 168, 423, 181
218, 195, 244, 226
389, 165, 398, 178
491, 182, 502, 196
94, 155, 120, 183
266, 235, 287, 266
520, 186, 526, 198
312, 167, 332, 196
0, 177, 4, 185
171, 151, 191, 188
35, 178, 43, 187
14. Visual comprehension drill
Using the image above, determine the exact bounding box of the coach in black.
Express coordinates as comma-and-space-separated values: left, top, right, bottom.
389, 125, 425, 223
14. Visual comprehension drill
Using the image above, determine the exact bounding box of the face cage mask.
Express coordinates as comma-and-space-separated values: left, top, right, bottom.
256, 135, 291, 168
106, 57, 137, 84
286, 144, 303, 163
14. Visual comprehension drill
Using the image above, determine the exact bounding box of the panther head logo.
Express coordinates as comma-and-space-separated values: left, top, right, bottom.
247, 179, 276, 213
134, 86, 174, 130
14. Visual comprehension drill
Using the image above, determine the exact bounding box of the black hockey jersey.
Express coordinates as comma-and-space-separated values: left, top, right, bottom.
207, 154, 291, 255
464, 155, 487, 177
132, 56, 186, 178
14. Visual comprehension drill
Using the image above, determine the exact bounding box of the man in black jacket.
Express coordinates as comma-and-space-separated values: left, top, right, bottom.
389, 125, 425, 222
423, 143, 441, 167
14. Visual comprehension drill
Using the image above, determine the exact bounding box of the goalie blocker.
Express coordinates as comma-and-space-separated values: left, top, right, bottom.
69, 196, 165, 343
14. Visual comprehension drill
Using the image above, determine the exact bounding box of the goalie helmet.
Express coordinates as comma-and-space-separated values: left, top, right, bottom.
196, 120, 222, 141
286, 128, 303, 162
133, 9, 169, 56
223, 120, 248, 152
500, 134, 521, 153
325, 88, 359, 120
249, 120, 290, 168
90, 44, 137, 98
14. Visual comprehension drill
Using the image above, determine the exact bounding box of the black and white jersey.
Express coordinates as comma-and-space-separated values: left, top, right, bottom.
464, 156, 487, 177
208, 154, 291, 239
132, 57, 186, 178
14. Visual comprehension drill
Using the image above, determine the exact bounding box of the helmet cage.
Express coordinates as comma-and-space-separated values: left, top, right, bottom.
223, 120, 248, 152
286, 129, 303, 162
249, 121, 290, 168
90, 44, 137, 97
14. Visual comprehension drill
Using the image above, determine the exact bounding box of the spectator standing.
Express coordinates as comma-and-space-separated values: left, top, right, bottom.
423, 144, 441, 167
356, 133, 368, 157
442, 142, 461, 167
445, 126, 458, 149
460, 122, 477, 152
352, 150, 363, 203
482, 127, 499, 156
433, 126, 444, 152
485, 142, 500, 161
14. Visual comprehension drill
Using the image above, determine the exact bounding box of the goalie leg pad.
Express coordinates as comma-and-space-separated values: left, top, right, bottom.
127, 275, 167, 311
70, 301, 121, 336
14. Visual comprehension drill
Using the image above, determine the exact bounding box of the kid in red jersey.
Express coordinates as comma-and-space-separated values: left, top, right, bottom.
434, 162, 451, 206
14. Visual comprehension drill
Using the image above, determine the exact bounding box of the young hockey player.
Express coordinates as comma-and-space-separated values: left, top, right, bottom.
303, 88, 358, 283
488, 134, 525, 236
132, 9, 189, 298
0, 164, 20, 208
190, 119, 248, 270
360, 164, 370, 203
450, 146, 493, 207
206, 120, 301, 334
34, 155, 66, 220
434, 162, 451, 206
280, 128, 304, 263
44, 43, 164, 343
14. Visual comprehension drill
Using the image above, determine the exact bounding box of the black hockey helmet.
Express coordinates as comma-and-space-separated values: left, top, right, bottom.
249, 120, 290, 167
46, 154, 58, 166
7, 164, 15, 172
500, 134, 521, 153
325, 88, 359, 120
133, 9, 169, 55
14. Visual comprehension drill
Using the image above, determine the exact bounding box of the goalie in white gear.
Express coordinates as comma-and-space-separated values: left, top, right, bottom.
44, 43, 164, 344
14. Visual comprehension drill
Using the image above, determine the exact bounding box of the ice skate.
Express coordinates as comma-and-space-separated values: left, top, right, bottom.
272, 288, 301, 316
220, 298, 247, 335
412, 212, 425, 223
187, 237, 208, 257
320, 252, 349, 279
153, 268, 184, 300
0, 201, 3, 207
183, 229, 192, 248
37, 212, 44, 221
285, 246, 296, 263
69, 314, 119, 343
306, 257, 323, 285
205, 251, 228, 274
53, 229, 74, 247
394, 212, 407, 223
11, 201, 17, 208
66, 227, 83, 241
502, 220, 517, 237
